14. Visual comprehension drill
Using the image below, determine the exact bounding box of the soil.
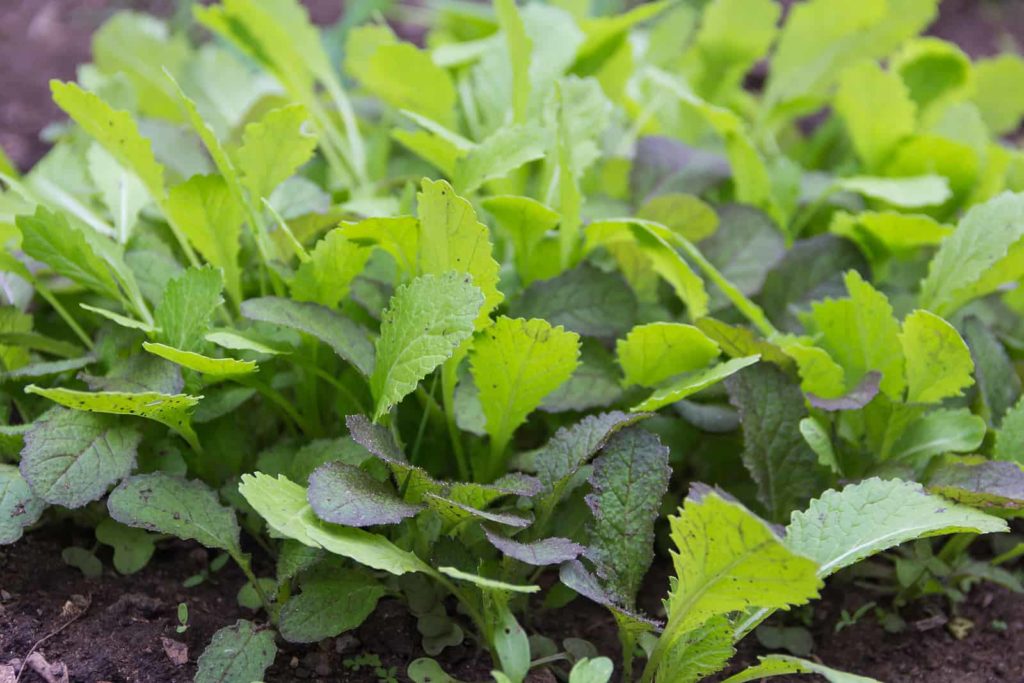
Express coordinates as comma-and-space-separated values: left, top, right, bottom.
3, 527, 1024, 682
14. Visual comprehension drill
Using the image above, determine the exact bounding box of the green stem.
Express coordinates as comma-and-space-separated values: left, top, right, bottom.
239, 376, 312, 435
33, 282, 93, 350
441, 357, 470, 481
231, 551, 276, 622
411, 373, 439, 465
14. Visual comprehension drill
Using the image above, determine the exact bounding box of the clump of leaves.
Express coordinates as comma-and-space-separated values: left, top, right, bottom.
4, 0, 1024, 681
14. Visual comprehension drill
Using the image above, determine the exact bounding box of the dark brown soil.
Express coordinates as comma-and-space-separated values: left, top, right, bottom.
3, 528, 1024, 682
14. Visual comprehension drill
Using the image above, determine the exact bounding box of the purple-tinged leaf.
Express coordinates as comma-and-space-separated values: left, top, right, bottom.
483, 527, 584, 566
559, 560, 660, 631
585, 427, 671, 607
630, 136, 730, 203
928, 459, 1024, 510
806, 371, 881, 411
424, 493, 532, 528
346, 414, 441, 503
308, 462, 422, 527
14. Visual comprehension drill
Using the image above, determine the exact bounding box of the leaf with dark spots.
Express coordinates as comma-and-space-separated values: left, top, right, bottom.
1, 464, 45, 545
585, 427, 671, 608
346, 414, 406, 464
194, 620, 277, 683
806, 371, 881, 411
483, 528, 584, 566
307, 462, 422, 527
928, 459, 1024, 510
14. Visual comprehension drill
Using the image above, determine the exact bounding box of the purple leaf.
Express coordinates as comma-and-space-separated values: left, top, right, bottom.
806, 371, 881, 412
484, 528, 584, 566
307, 462, 422, 527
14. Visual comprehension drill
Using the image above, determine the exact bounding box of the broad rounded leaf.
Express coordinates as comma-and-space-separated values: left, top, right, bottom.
307, 462, 421, 527
483, 528, 583, 566
0, 464, 45, 545
279, 569, 385, 643
195, 620, 277, 683
617, 322, 720, 388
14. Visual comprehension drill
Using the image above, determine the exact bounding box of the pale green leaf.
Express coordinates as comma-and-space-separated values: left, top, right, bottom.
417, 179, 503, 326
437, 566, 540, 594
79, 303, 156, 333
665, 485, 821, 636
50, 80, 165, 201
835, 175, 951, 208
899, 309, 974, 404
339, 216, 419, 277
371, 272, 482, 421
237, 103, 318, 200
291, 228, 372, 307
454, 124, 547, 193
21, 409, 141, 508
0, 464, 45, 545
721, 655, 880, 683
195, 620, 277, 683
495, 0, 531, 124
470, 316, 580, 458
361, 43, 456, 127
108, 472, 241, 553
799, 417, 840, 474
166, 175, 244, 305
154, 266, 224, 352
305, 519, 433, 575
94, 518, 156, 575
684, 0, 780, 100
87, 144, 150, 244
973, 54, 1024, 135
239, 473, 319, 547
616, 322, 719, 388
142, 342, 257, 377
834, 61, 916, 171
892, 37, 972, 117
633, 355, 759, 413
25, 385, 201, 452
891, 408, 986, 465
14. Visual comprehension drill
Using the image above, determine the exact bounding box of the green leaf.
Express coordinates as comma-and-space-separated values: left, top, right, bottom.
237, 103, 318, 200
684, 0, 779, 100
996, 397, 1024, 464
0, 464, 45, 545
491, 604, 531, 683
617, 322, 719, 388
239, 473, 319, 547
50, 81, 165, 201
890, 409, 986, 465
511, 263, 638, 339
166, 175, 244, 305
482, 195, 561, 286
636, 194, 719, 243
964, 317, 1021, 428
654, 616, 735, 683
542, 338, 623, 413
568, 657, 614, 683
927, 460, 1024, 511
899, 309, 974, 404
361, 43, 456, 126
17, 207, 123, 301
241, 296, 375, 376
786, 477, 1006, 578
920, 192, 1024, 316
25, 385, 201, 452
721, 655, 880, 683
307, 462, 421, 527
698, 204, 785, 309
279, 568, 385, 643
834, 175, 952, 208
142, 342, 257, 378
834, 60, 915, 171
305, 520, 434, 576
586, 428, 671, 608
806, 270, 905, 398
495, 0, 531, 124
417, 179, 503, 327
799, 417, 840, 474
195, 620, 277, 683
483, 528, 583, 566
664, 485, 821, 636
291, 229, 372, 308
454, 125, 547, 194
371, 272, 482, 421
633, 355, 759, 413
726, 363, 825, 521
437, 566, 539, 594
893, 37, 971, 116
972, 55, 1024, 135
108, 473, 241, 553
20, 409, 141, 508
155, 266, 224, 352
470, 316, 580, 459
95, 518, 156, 575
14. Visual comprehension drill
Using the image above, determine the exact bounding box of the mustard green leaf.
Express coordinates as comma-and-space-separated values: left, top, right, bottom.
362, 43, 456, 127
726, 363, 825, 520
654, 615, 735, 683
291, 229, 373, 308
25, 385, 201, 452
339, 216, 419, 278
279, 568, 385, 643
454, 124, 547, 193
305, 519, 433, 576
996, 397, 1024, 464
779, 341, 847, 400
236, 103, 318, 200
482, 528, 583, 567
636, 193, 719, 243
154, 266, 224, 353
586, 427, 671, 608
194, 620, 277, 683
892, 37, 972, 117
973, 54, 1024, 135
50, 80, 166, 202
307, 462, 422, 527
633, 355, 759, 413
166, 175, 244, 305
834, 175, 951, 208
0, 464, 45, 545
684, 0, 780, 100
20, 409, 141, 508
890, 408, 986, 466
919, 192, 1024, 317
241, 296, 375, 376
470, 316, 580, 458
616, 322, 720, 388
238, 472, 319, 547
371, 272, 483, 421
86, 144, 150, 244
834, 61, 916, 171
721, 655, 880, 683
94, 518, 156, 575
899, 309, 974, 404
798, 417, 840, 474
664, 485, 821, 636
495, 0, 532, 124
927, 460, 1024, 511
511, 263, 637, 339
108, 472, 241, 553
964, 316, 1021, 428
142, 342, 257, 378
417, 179, 502, 326
806, 270, 905, 399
